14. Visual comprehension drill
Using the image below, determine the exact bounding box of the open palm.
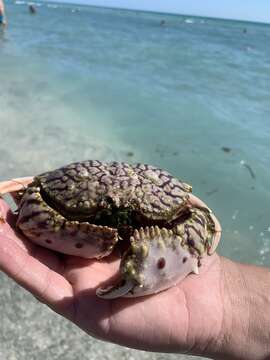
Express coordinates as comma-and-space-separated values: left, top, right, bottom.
0, 198, 224, 357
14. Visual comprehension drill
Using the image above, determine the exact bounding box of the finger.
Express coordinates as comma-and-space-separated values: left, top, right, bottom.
64, 254, 120, 293
0, 198, 34, 253
188, 193, 211, 209
0, 226, 73, 307
0, 177, 34, 195
0, 198, 17, 226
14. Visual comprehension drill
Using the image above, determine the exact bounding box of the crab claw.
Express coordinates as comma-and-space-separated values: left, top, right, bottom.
96, 226, 199, 299
96, 279, 134, 299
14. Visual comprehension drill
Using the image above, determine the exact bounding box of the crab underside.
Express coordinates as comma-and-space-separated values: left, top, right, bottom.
0, 161, 222, 298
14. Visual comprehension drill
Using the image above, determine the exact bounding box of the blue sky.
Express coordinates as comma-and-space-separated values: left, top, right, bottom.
71, 0, 270, 23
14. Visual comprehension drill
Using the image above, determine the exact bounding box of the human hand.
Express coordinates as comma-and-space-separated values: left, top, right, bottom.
0, 197, 226, 357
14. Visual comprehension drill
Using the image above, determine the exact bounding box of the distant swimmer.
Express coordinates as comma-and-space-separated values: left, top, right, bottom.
243, 28, 247, 34
0, 0, 7, 27
29, 4, 36, 14
160, 20, 165, 26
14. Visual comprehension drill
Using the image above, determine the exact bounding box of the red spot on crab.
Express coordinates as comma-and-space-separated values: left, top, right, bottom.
157, 257, 166, 269
75, 243, 84, 248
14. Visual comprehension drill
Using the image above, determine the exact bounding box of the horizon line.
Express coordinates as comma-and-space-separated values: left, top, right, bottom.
48, 0, 270, 26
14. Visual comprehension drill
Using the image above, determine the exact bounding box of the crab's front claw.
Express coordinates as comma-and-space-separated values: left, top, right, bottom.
96, 278, 135, 299
96, 226, 199, 299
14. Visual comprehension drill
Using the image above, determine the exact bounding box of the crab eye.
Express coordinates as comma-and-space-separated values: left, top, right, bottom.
157, 257, 166, 269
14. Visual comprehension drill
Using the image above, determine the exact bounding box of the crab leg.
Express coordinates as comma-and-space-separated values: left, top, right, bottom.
0, 177, 34, 196
188, 194, 222, 255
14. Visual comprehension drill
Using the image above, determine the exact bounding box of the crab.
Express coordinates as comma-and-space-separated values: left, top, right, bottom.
0, 160, 221, 299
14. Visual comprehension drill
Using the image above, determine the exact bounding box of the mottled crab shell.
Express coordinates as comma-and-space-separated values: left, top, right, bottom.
2, 160, 221, 298
16, 161, 192, 259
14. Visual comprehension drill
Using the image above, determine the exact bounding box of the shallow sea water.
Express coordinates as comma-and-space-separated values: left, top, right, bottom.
0, 1, 270, 359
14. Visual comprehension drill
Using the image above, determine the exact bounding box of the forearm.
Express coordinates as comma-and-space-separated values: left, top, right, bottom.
210, 257, 270, 360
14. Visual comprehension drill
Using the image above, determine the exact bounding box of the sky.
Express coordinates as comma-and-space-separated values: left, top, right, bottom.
66, 0, 270, 23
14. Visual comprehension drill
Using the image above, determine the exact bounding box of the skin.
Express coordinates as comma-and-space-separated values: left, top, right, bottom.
0, 198, 270, 360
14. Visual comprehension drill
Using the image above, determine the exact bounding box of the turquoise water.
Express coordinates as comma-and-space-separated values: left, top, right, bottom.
1, 1, 270, 264
0, 2, 270, 358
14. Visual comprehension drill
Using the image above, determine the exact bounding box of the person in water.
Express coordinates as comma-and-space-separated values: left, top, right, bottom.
0, 196, 270, 360
0, 0, 7, 27
28, 4, 36, 14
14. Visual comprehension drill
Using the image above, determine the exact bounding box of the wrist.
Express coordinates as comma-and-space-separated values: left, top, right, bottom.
210, 257, 270, 360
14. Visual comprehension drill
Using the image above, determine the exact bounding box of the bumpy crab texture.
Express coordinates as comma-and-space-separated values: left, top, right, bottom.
0, 160, 221, 298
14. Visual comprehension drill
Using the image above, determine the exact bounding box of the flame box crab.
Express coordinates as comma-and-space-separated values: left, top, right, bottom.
0, 160, 221, 298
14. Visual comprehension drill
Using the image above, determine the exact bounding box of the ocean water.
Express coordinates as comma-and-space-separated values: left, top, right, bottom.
0, 1, 270, 359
